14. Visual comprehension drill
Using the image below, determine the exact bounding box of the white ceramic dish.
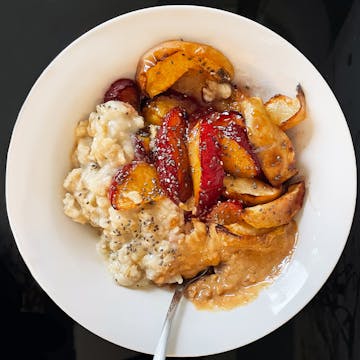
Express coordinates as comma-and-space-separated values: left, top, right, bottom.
6, 5, 356, 357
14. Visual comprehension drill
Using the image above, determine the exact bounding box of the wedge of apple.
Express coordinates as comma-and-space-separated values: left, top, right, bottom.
136, 40, 234, 98
223, 176, 283, 205
188, 120, 224, 216
224, 221, 272, 236
240, 96, 297, 186
109, 161, 164, 210
265, 85, 306, 131
209, 220, 297, 253
241, 181, 305, 228
213, 111, 261, 178
154, 107, 192, 204
206, 200, 243, 225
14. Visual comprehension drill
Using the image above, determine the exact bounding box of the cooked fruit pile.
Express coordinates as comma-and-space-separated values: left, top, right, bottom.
106, 40, 306, 236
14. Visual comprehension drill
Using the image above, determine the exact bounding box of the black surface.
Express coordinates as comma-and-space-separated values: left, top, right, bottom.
1, 1, 359, 359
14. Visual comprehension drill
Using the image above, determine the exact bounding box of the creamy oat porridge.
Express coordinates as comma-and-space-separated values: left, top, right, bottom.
63, 40, 306, 309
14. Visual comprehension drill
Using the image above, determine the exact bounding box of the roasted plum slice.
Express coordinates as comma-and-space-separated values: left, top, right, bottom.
109, 161, 163, 210
104, 78, 140, 111
154, 107, 192, 204
142, 92, 198, 125
188, 118, 224, 217
206, 200, 243, 225
136, 40, 234, 98
213, 111, 261, 178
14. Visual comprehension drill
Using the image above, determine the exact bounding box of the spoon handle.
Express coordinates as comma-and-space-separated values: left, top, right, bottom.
153, 286, 184, 360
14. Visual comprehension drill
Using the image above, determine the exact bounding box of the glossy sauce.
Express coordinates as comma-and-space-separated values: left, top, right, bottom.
185, 220, 298, 310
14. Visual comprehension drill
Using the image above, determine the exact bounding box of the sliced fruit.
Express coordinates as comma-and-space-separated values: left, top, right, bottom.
188, 120, 224, 216
172, 69, 233, 105
223, 176, 283, 205
136, 40, 234, 98
104, 78, 140, 111
142, 92, 198, 125
218, 113, 260, 178
132, 133, 151, 162
240, 96, 297, 186
212, 111, 260, 178
210, 220, 297, 253
241, 181, 305, 228
109, 161, 163, 210
224, 221, 272, 236
265, 85, 306, 131
212, 86, 244, 112
188, 106, 216, 129
154, 107, 192, 204
206, 200, 243, 225
171, 69, 212, 104
136, 128, 151, 153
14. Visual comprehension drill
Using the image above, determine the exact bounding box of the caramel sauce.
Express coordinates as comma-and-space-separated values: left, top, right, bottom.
185, 221, 297, 310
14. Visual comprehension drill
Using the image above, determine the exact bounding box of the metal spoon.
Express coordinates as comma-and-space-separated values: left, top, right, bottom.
153, 268, 211, 360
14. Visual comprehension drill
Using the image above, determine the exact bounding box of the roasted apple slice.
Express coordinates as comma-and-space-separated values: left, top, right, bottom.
104, 78, 140, 111
142, 92, 198, 125
241, 181, 305, 228
188, 120, 224, 216
240, 96, 297, 186
214, 112, 261, 178
109, 161, 163, 210
210, 220, 297, 253
223, 176, 283, 205
206, 200, 243, 225
224, 221, 272, 236
136, 40, 234, 98
265, 85, 306, 131
154, 107, 192, 204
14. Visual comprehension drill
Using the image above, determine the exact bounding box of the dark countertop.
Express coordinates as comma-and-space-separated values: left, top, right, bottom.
1, 1, 359, 359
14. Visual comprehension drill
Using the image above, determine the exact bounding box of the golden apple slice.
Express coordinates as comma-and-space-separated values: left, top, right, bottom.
241, 181, 305, 228
223, 176, 283, 205
265, 85, 306, 131
210, 220, 297, 253
240, 96, 297, 186
224, 221, 272, 236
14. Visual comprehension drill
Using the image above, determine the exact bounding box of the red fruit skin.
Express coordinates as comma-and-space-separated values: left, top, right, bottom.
154, 107, 192, 204
104, 78, 140, 111
197, 120, 224, 217
188, 106, 216, 130
206, 199, 243, 225
132, 135, 150, 162
214, 112, 261, 176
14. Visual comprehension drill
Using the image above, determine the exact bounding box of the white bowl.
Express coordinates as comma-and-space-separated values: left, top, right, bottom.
6, 5, 357, 357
